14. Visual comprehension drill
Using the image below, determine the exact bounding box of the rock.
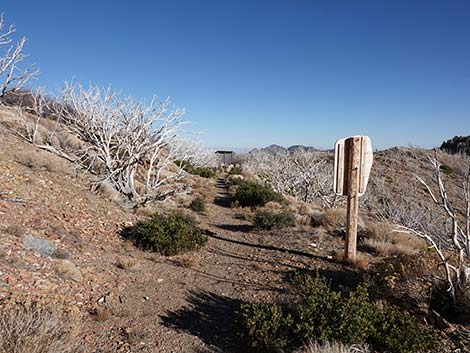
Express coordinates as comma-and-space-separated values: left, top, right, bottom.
23, 234, 55, 257
53, 260, 83, 282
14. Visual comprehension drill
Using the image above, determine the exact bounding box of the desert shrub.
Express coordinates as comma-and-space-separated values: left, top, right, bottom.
122, 211, 208, 256
190, 196, 206, 212
240, 273, 436, 353
239, 303, 294, 352
229, 165, 243, 175
440, 163, 453, 175
253, 210, 295, 230
234, 180, 284, 207
192, 166, 216, 178
228, 175, 244, 186
174, 160, 216, 178
370, 306, 435, 353
0, 298, 79, 353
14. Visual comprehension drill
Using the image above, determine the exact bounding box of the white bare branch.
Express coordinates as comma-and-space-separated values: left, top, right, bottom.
0, 14, 38, 100
243, 150, 340, 208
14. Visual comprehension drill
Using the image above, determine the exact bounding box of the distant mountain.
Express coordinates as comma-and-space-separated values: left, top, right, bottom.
287, 145, 320, 153
249, 144, 321, 155
440, 136, 470, 156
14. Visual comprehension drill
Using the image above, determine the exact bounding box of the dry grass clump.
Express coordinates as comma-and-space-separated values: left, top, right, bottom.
115, 256, 137, 270
264, 201, 283, 211
96, 180, 125, 203
284, 196, 322, 228
361, 222, 424, 256
91, 307, 112, 323
312, 208, 365, 234
296, 341, 370, 353
14, 149, 69, 174
344, 253, 370, 270
233, 206, 255, 221
53, 260, 83, 282
0, 297, 80, 353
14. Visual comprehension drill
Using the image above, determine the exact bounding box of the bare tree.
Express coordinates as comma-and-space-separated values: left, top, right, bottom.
396, 151, 470, 300
173, 139, 217, 168
0, 14, 38, 101
13, 82, 191, 208
243, 150, 340, 208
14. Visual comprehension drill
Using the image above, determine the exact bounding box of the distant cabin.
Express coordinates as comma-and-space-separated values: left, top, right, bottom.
215, 150, 234, 165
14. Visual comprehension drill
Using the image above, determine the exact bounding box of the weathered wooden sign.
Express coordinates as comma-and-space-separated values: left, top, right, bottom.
333, 136, 373, 261
334, 136, 373, 196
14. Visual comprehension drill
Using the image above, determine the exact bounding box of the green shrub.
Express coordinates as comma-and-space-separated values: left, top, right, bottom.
174, 160, 216, 178
174, 160, 193, 172
123, 211, 208, 256
190, 196, 205, 212
229, 166, 243, 175
239, 303, 293, 352
253, 210, 295, 230
234, 180, 283, 207
239, 273, 436, 353
440, 164, 453, 175
371, 306, 435, 353
192, 166, 216, 178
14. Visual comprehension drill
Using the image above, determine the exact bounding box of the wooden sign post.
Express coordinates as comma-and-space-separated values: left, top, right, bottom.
334, 136, 373, 261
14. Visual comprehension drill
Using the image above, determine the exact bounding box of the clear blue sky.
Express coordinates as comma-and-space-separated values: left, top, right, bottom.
2, 0, 470, 150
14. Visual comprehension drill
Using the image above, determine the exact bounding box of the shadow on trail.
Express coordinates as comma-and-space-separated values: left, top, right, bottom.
207, 247, 311, 272
161, 290, 245, 353
284, 267, 364, 291
207, 230, 334, 263
215, 223, 254, 232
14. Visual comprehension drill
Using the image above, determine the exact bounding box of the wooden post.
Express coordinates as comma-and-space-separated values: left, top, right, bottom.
345, 137, 361, 261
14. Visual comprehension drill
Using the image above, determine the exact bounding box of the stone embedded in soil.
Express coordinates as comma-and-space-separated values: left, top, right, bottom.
23, 234, 55, 257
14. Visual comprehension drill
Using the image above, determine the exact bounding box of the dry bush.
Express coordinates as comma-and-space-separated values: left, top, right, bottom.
264, 201, 283, 211
15, 150, 69, 174
344, 253, 370, 270
243, 150, 340, 208
312, 208, 365, 234
0, 298, 80, 353
53, 260, 83, 282
233, 206, 255, 221
95, 180, 125, 203
296, 341, 370, 353
115, 256, 136, 270
362, 222, 424, 256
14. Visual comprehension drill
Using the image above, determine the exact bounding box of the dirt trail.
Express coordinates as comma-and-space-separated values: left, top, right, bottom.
93, 175, 347, 353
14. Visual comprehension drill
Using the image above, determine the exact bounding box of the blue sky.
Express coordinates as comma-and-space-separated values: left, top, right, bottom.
2, 0, 470, 150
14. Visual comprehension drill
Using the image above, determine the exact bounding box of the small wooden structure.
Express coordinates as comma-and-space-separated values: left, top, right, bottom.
215, 150, 234, 165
